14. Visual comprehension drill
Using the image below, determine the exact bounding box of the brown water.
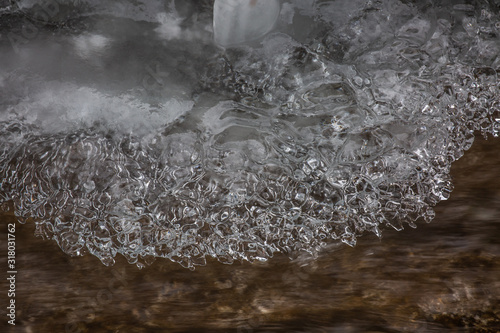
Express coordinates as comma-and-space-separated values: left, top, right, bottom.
1, 135, 499, 332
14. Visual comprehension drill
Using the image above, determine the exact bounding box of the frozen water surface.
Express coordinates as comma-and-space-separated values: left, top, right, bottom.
0, 0, 499, 268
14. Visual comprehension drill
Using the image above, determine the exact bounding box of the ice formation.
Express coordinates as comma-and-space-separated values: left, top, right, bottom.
0, 0, 499, 268
213, 0, 280, 46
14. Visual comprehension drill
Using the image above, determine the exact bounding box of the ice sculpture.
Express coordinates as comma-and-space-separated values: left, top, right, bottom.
213, 0, 280, 46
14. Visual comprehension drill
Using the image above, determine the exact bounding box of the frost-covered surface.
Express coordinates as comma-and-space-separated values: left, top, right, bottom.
0, 0, 499, 268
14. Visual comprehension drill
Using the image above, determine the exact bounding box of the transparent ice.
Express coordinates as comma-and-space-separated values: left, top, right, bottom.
0, 0, 499, 268
213, 0, 280, 46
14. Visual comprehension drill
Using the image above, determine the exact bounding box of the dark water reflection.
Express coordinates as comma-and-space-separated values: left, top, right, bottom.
1, 135, 499, 332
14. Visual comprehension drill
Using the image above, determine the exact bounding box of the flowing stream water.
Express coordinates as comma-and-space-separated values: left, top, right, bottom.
0, 0, 499, 331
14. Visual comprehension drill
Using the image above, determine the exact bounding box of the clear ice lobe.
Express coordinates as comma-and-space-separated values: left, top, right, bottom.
213, 0, 280, 47
0, 0, 499, 269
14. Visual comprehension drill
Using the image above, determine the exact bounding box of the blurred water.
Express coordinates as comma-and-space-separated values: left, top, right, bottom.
0, 0, 499, 270
1, 135, 499, 332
